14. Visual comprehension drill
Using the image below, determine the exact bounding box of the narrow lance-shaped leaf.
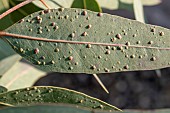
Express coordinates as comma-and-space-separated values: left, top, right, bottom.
0, 0, 13, 30
9, 0, 42, 23
0, 54, 21, 76
1, 8, 170, 74
1, 104, 170, 113
0, 62, 46, 91
133, 0, 145, 23
119, 0, 161, 12
0, 86, 7, 94
96, 0, 119, 10
71, 0, 102, 12
0, 86, 121, 111
31, 0, 74, 9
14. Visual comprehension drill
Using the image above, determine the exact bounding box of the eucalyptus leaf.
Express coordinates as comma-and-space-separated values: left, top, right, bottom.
1, 8, 170, 74
0, 86, 7, 94
0, 0, 9, 13
96, 0, 119, 10
9, 0, 42, 23
0, 104, 170, 113
0, 102, 13, 109
0, 0, 13, 30
0, 0, 21, 76
75, 0, 161, 10
0, 54, 21, 76
119, 0, 161, 12
32, 0, 74, 9
0, 86, 121, 111
133, 0, 145, 23
0, 38, 21, 76
0, 62, 46, 91
71, 0, 102, 12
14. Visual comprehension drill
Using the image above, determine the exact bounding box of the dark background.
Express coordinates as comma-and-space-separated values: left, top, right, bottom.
35, 0, 170, 109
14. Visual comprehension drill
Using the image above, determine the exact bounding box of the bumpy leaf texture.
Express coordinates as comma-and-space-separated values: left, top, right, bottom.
0, 86, 120, 111
0, 104, 170, 113
1, 8, 170, 74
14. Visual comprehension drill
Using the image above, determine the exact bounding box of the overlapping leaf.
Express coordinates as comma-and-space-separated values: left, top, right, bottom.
0, 62, 46, 91
0, 104, 170, 113
0, 86, 120, 111
71, 0, 102, 12
32, 0, 74, 9
0, 54, 21, 76
9, 0, 42, 23
133, 0, 145, 23
0, 0, 13, 30
0, 86, 7, 94
30, 0, 161, 10
1, 8, 170, 74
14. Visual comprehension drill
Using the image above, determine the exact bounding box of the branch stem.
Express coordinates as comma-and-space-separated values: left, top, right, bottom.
40, 0, 51, 9
0, 0, 34, 20
93, 74, 109, 94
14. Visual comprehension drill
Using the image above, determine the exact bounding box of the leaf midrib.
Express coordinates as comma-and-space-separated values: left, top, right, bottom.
1, 32, 170, 50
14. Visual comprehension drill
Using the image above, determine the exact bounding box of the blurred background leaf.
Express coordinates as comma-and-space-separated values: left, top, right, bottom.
71, 0, 102, 12
0, 0, 13, 30
0, 86, 7, 93
96, 0, 119, 10
0, 54, 21, 76
0, 62, 46, 91
32, 0, 74, 9
133, 0, 145, 23
9, 0, 42, 23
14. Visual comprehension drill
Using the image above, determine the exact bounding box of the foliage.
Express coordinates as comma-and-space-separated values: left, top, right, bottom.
0, 0, 168, 113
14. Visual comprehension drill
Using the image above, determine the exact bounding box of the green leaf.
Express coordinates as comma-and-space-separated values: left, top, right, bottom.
9, 0, 42, 23
1, 104, 170, 113
96, 0, 119, 10
0, 0, 13, 30
2, 8, 170, 74
0, 38, 21, 76
119, 0, 161, 12
71, 0, 102, 12
79, 0, 160, 11
0, 86, 7, 94
0, 62, 46, 91
0, 86, 121, 111
32, 0, 74, 9
0, 0, 9, 13
0, 0, 22, 76
0, 54, 21, 76
133, 0, 145, 23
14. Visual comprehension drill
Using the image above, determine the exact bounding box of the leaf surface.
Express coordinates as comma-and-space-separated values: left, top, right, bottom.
0, 62, 46, 91
0, 0, 14, 30
0, 86, 120, 111
2, 8, 170, 74
71, 0, 102, 12
96, 0, 119, 10
0, 86, 7, 94
32, 0, 74, 9
0, 54, 21, 76
9, 0, 42, 23
1, 104, 170, 113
